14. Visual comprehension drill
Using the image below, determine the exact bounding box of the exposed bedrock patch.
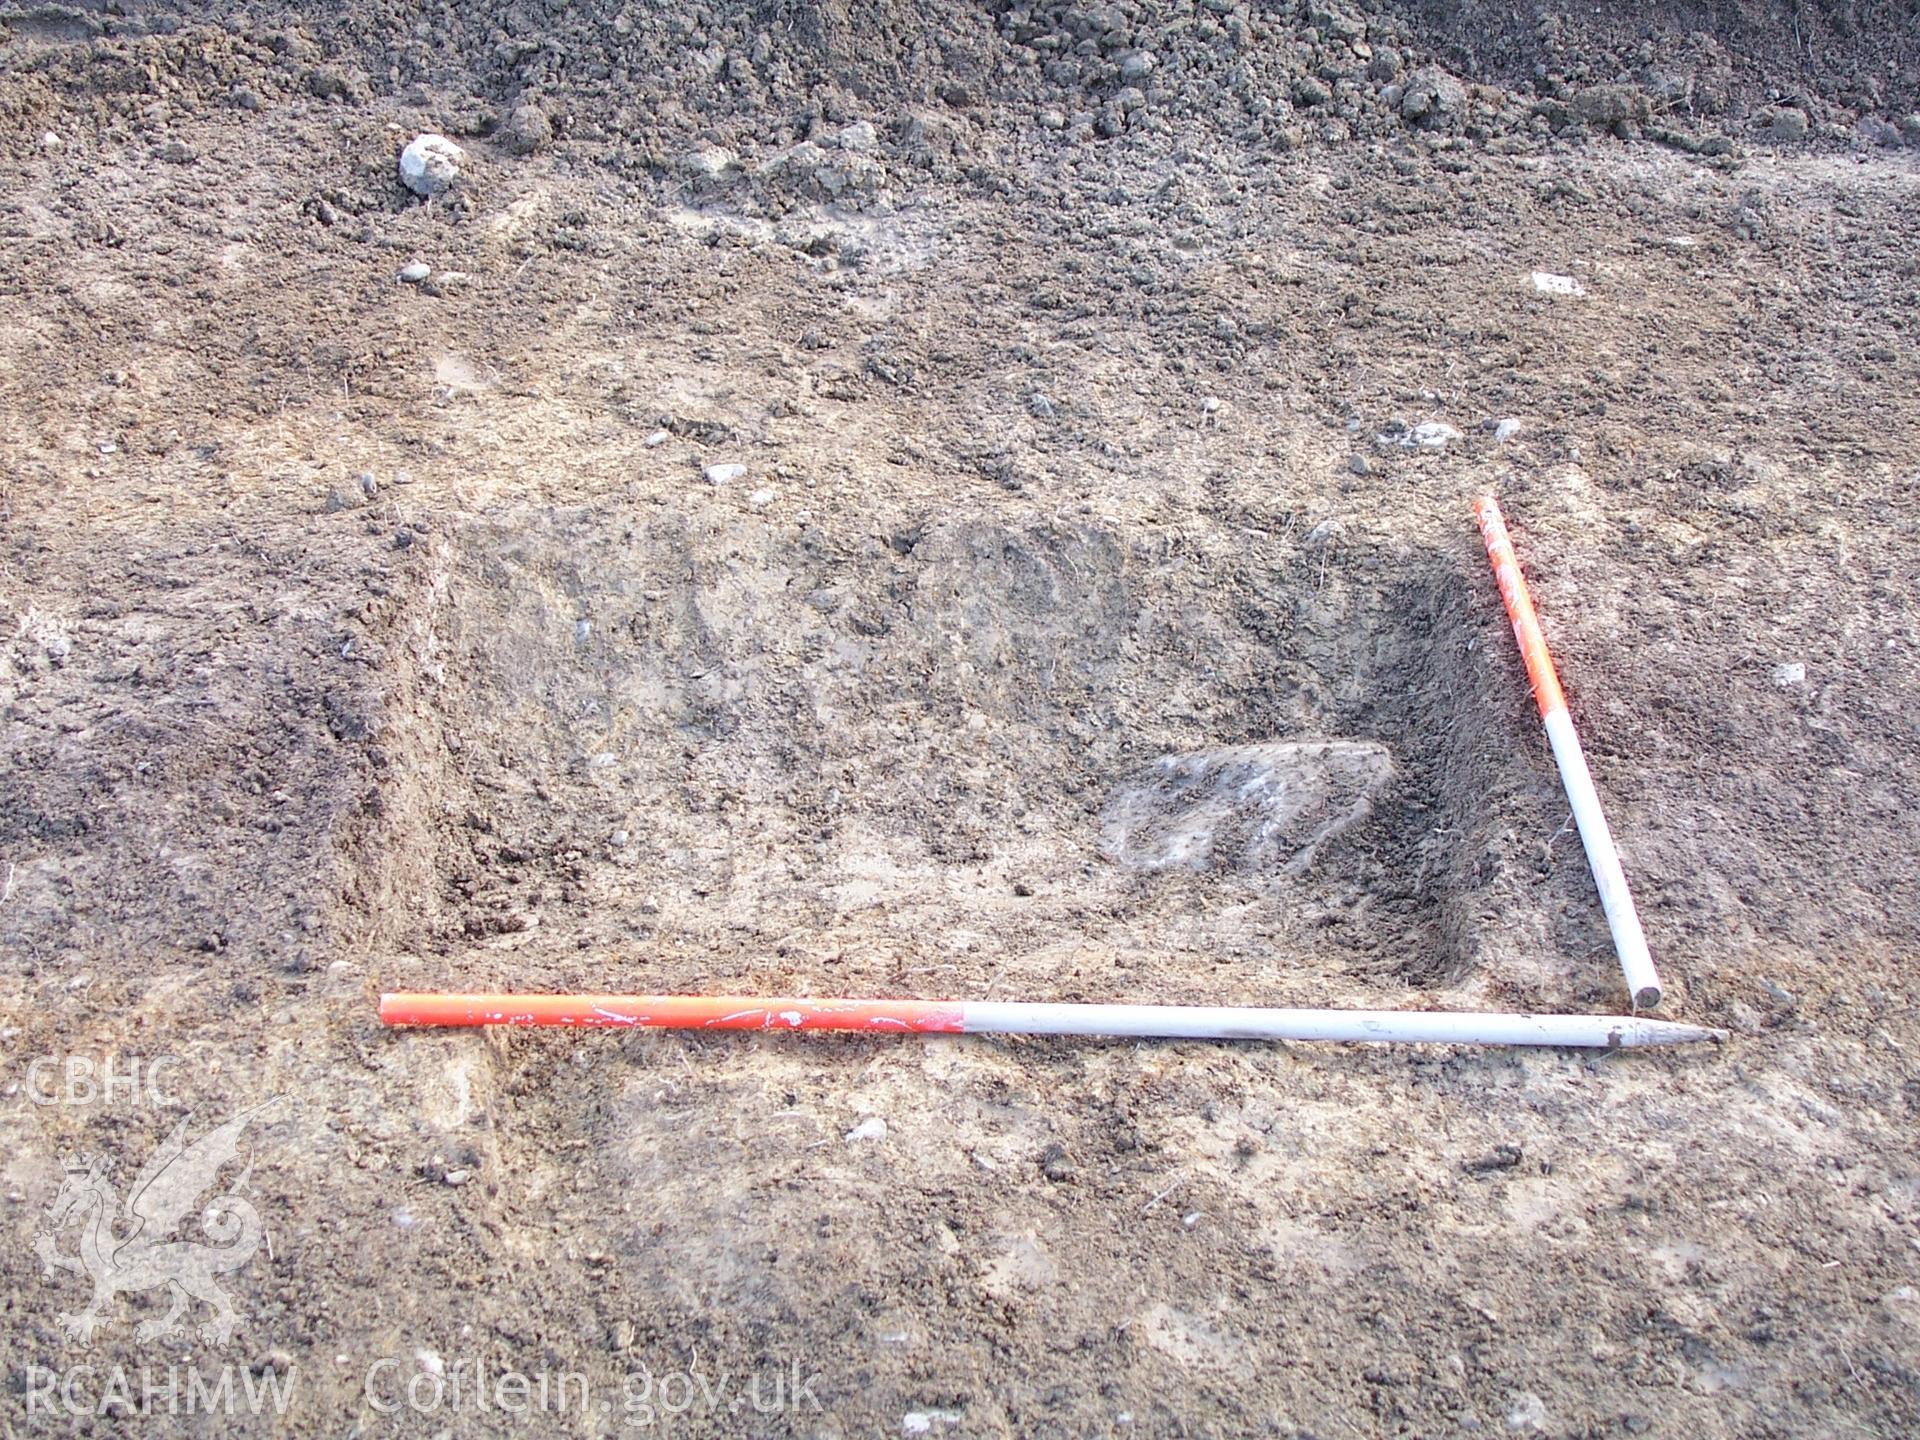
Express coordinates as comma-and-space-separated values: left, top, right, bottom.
1101, 740, 1394, 880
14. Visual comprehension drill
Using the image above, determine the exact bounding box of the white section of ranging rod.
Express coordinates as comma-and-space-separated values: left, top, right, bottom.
1543, 707, 1664, 1011
960, 1002, 1722, 1048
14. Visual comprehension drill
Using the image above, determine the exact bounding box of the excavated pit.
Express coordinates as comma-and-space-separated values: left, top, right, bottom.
368, 501, 1574, 1010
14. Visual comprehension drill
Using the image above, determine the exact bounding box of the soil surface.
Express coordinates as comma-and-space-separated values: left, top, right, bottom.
3, 1, 1919, 1436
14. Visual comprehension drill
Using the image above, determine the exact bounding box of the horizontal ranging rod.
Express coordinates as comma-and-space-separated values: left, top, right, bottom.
378, 994, 1725, 1048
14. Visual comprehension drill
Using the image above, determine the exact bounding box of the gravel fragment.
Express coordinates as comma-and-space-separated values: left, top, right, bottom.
1530, 271, 1586, 297
1402, 421, 1462, 450
1400, 66, 1466, 129
678, 146, 741, 192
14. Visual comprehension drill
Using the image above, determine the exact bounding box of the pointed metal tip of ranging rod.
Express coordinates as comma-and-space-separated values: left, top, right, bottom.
1623, 1017, 1729, 1047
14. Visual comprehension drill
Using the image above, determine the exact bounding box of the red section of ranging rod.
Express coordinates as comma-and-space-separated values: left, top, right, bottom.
1473, 494, 1567, 720
376, 993, 968, 1032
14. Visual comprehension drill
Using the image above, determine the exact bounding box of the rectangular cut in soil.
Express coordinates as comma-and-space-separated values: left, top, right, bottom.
375, 503, 1566, 1003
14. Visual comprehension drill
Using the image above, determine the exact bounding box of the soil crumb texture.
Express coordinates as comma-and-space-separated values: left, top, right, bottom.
3, 1, 1919, 1436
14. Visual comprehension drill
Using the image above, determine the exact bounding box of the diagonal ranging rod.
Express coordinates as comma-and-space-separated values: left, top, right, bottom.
1474, 495, 1664, 1011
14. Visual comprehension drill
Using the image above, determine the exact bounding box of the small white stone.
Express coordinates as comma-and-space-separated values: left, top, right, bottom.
1305, 518, 1346, 547
1493, 417, 1522, 443
1201, 396, 1222, 413
902, 1408, 963, 1435
1772, 662, 1806, 688
398, 261, 430, 284
643, 429, 669, 447
705, 462, 747, 485
1405, 421, 1463, 450
610, 829, 630, 847
748, 487, 776, 508
1529, 270, 1586, 297
680, 146, 740, 180
1506, 1391, 1547, 1432
845, 1116, 887, 1143
398, 134, 464, 198
1884, 1285, 1920, 1328
416, 1349, 444, 1375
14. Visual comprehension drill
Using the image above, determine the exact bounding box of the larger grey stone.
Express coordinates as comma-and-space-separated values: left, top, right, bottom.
1101, 740, 1392, 880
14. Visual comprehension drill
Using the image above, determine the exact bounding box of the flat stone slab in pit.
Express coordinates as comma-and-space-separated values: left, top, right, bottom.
1101, 740, 1393, 879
